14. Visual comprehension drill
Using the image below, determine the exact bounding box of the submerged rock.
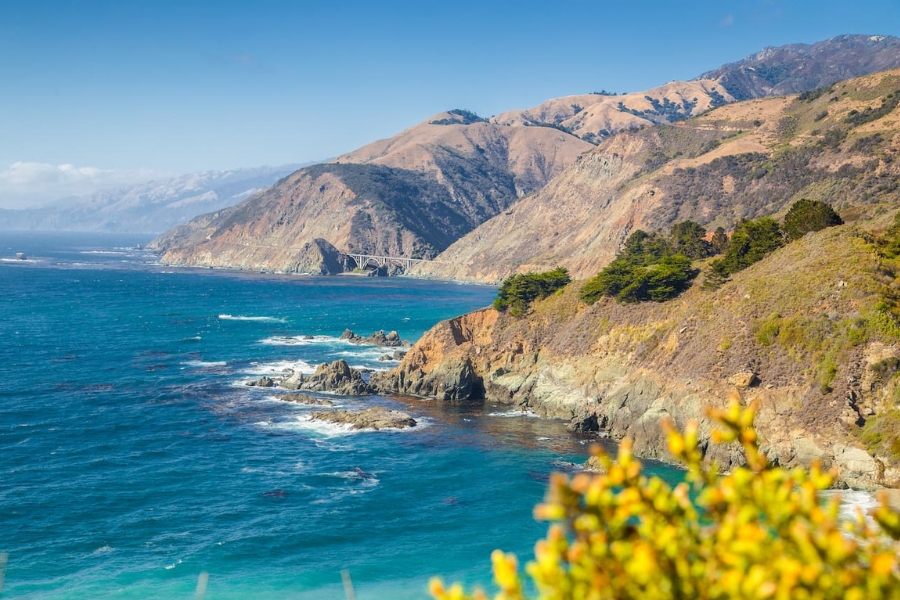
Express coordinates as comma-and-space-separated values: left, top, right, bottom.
310, 406, 417, 430
273, 393, 334, 407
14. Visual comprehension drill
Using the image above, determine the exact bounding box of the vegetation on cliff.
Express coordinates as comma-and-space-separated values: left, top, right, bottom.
430, 401, 900, 600
493, 268, 571, 316
579, 222, 711, 304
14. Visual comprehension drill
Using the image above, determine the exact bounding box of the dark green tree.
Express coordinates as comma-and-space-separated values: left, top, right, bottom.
494, 267, 571, 316
782, 198, 843, 241
620, 230, 669, 265
702, 258, 731, 290
580, 254, 697, 304
669, 220, 712, 259
710, 227, 729, 255
720, 217, 784, 274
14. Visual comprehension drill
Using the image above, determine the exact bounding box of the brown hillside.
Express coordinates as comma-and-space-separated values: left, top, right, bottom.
412, 68, 900, 282
151, 114, 593, 272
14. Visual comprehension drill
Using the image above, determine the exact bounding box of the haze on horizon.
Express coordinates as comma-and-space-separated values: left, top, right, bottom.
2, 0, 899, 209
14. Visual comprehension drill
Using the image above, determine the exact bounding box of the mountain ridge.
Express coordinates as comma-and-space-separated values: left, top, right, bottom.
152, 34, 900, 276
411, 66, 900, 281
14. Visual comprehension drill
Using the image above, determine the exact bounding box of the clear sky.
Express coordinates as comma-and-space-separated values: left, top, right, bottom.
1, 0, 899, 207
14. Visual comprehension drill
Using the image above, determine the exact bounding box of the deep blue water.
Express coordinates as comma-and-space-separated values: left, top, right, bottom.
0, 232, 669, 599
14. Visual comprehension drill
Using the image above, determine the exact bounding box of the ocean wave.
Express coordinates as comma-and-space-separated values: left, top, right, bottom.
487, 409, 541, 418
219, 314, 286, 323
81, 250, 127, 255
241, 359, 316, 377
324, 469, 380, 486
183, 360, 227, 368
260, 334, 341, 346
262, 413, 426, 437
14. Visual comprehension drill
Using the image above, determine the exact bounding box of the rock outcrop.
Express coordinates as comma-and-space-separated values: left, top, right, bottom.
340, 329, 411, 347
310, 406, 417, 430
377, 228, 900, 489
280, 360, 373, 396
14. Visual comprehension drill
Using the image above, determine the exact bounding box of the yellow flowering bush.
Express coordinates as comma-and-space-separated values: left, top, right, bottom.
431, 398, 900, 600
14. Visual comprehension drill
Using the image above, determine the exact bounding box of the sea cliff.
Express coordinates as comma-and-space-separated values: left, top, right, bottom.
374, 227, 900, 489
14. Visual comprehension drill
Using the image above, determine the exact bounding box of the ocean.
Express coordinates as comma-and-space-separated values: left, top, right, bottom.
0, 231, 630, 599
1, 231, 880, 599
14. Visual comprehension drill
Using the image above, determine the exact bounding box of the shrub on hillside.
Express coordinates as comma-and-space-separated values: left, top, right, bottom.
431, 399, 900, 600
493, 268, 571, 316
719, 216, 784, 274
783, 198, 843, 241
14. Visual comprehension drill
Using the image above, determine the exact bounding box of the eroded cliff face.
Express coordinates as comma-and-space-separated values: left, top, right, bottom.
376, 229, 900, 489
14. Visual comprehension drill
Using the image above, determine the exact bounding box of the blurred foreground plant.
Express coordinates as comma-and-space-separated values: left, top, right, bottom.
431, 397, 900, 600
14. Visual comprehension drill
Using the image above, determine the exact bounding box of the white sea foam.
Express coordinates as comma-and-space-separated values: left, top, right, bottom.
183, 360, 227, 368
324, 469, 380, 487
81, 250, 126, 255
822, 489, 880, 523
260, 334, 341, 346
242, 359, 316, 377
487, 409, 541, 418
263, 413, 426, 437
219, 314, 286, 323
92, 545, 115, 555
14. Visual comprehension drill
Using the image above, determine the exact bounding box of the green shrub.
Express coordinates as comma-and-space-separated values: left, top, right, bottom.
782, 198, 843, 241
580, 224, 712, 304
860, 409, 900, 461
432, 400, 900, 600
493, 268, 571, 316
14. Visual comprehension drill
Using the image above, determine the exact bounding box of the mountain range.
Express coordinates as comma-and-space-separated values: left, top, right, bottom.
151, 34, 900, 276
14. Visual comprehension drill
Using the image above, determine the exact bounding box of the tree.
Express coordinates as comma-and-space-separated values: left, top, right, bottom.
494, 268, 571, 316
669, 220, 712, 259
783, 198, 843, 241
709, 227, 729, 255
580, 254, 697, 304
430, 399, 900, 600
720, 217, 784, 274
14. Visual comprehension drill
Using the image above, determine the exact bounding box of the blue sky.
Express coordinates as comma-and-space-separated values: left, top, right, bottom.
1, 0, 899, 207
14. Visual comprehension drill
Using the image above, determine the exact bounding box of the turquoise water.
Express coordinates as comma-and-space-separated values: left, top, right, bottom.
0, 232, 670, 599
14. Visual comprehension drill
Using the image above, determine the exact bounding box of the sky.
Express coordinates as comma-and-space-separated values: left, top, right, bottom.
2, 0, 899, 208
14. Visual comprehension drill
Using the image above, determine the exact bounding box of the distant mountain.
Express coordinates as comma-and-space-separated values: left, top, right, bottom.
412, 67, 900, 281
0, 164, 304, 233
698, 34, 900, 100
152, 35, 900, 276
150, 113, 593, 273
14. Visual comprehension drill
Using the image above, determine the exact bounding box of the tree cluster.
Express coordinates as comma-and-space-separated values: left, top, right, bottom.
705, 199, 842, 289
579, 222, 708, 304
493, 267, 571, 316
